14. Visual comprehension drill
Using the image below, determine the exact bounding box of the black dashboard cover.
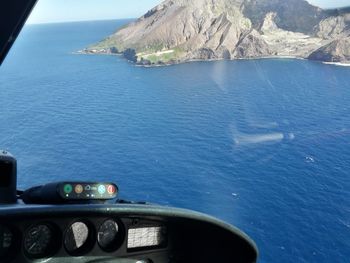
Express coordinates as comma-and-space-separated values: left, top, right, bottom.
0, 0, 38, 65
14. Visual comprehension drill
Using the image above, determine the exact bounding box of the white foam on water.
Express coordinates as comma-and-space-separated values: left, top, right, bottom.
305, 156, 315, 163
323, 62, 350, 67
234, 133, 284, 145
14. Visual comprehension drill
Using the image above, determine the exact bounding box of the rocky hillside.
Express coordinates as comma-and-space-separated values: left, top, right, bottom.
242, 0, 325, 34
309, 38, 350, 62
83, 0, 350, 65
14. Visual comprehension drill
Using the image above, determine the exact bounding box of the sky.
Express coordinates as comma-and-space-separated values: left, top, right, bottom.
26, 0, 350, 24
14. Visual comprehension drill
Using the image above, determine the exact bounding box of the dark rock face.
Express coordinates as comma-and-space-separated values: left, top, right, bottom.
309, 38, 350, 62
123, 49, 137, 62
86, 0, 350, 65
138, 58, 152, 66
109, 47, 118, 54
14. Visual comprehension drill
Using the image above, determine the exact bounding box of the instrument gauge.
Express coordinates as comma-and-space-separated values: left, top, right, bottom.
98, 219, 121, 251
24, 224, 55, 258
64, 221, 94, 255
0, 225, 13, 258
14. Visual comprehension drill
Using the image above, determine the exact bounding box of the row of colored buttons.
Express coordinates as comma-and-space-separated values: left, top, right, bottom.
63, 184, 116, 195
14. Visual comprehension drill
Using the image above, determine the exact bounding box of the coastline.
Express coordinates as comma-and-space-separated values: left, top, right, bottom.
77, 49, 350, 68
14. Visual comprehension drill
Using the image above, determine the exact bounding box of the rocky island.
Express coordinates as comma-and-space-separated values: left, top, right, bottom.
82, 0, 350, 66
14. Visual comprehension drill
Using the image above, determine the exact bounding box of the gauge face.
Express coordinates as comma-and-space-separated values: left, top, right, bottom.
64, 221, 93, 255
98, 219, 120, 251
0, 226, 13, 258
24, 224, 53, 257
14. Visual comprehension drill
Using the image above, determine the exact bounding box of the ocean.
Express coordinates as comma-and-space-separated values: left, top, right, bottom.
0, 20, 349, 263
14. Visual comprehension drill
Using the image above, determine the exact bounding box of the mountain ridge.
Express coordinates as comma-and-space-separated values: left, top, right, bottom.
83, 0, 350, 66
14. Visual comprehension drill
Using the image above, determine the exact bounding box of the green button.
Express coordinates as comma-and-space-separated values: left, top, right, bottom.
64, 184, 73, 194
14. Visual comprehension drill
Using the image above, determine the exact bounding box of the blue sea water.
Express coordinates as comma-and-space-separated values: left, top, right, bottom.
0, 20, 350, 263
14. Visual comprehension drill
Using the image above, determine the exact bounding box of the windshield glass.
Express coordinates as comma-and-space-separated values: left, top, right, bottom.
1, 0, 350, 262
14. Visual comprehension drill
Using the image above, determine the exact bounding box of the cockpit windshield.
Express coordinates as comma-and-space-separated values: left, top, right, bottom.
0, 0, 349, 262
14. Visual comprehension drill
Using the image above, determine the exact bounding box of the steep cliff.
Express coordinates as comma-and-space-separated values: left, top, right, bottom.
83, 0, 350, 65
309, 38, 350, 63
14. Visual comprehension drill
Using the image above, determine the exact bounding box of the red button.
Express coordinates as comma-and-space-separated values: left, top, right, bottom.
107, 185, 115, 194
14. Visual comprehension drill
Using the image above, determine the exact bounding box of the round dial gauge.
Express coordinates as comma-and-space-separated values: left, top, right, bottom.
24, 224, 54, 257
0, 226, 13, 258
97, 219, 120, 251
64, 221, 93, 255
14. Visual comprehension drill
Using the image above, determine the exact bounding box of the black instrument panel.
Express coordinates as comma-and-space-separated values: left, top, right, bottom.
0, 214, 169, 262
0, 204, 258, 263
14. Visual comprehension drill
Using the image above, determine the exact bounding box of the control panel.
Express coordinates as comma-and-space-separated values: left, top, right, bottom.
58, 182, 118, 200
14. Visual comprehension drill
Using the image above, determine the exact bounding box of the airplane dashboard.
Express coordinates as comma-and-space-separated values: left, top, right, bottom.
0, 204, 258, 263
